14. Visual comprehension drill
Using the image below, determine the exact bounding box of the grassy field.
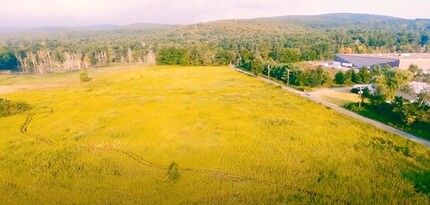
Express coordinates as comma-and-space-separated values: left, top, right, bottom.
0, 66, 430, 204
311, 89, 360, 106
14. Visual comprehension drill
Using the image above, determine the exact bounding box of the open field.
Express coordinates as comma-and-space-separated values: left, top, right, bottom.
0, 66, 430, 204
310, 88, 360, 106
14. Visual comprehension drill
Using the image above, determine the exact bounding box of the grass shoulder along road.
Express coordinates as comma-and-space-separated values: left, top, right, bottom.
308, 87, 429, 141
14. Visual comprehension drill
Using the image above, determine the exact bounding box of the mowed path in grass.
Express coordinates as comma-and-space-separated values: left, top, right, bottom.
0, 66, 429, 204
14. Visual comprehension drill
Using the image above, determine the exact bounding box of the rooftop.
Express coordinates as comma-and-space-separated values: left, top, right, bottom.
337, 53, 430, 60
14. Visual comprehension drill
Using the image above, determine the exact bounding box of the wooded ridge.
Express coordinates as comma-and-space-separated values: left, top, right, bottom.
0, 13, 429, 73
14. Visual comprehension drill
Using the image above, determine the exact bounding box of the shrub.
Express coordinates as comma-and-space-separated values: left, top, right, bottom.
0, 98, 31, 117
80, 71, 91, 82
167, 161, 180, 182
344, 103, 363, 112
403, 170, 430, 196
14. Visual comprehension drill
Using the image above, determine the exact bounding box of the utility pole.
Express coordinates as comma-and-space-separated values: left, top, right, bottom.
287, 69, 290, 86
358, 87, 364, 108
267, 64, 271, 80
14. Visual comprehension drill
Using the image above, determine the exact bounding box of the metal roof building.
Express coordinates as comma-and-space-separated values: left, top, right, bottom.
334, 53, 430, 72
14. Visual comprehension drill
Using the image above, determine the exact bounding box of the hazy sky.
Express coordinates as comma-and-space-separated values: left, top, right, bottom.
1, 0, 429, 27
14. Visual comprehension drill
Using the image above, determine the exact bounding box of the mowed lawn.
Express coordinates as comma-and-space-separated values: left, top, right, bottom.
312, 90, 360, 106
0, 66, 429, 204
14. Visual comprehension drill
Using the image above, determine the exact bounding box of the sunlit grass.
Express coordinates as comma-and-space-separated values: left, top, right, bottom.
313, 90, 361, 106
0, 66, 429, 204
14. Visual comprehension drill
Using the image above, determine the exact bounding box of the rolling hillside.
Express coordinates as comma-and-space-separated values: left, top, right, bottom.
2, 13, 428, 39
172, 13, 429, 37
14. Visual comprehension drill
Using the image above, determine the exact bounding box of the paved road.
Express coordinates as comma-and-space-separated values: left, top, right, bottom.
233, 68, 430, 148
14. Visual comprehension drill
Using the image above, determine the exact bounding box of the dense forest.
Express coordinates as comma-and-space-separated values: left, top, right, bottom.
0, 13, 429, 73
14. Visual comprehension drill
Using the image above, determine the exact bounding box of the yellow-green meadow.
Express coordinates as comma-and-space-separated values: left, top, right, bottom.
0, 66, 429, 204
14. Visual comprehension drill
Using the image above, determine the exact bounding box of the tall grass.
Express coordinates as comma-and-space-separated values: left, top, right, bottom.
0, 66, 429, 204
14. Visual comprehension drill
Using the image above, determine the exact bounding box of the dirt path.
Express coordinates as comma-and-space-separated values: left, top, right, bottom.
0, 84, 60, 95
119, 149, 349, 204
20, 113, 56, 145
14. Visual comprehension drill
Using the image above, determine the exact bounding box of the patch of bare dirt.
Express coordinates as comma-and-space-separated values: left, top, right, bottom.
0, 84, 60, 94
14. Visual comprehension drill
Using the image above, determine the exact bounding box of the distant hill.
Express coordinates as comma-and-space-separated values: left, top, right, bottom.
0, 27, 29, 34
239, 13, 427, 31
123, 23, 177, 30
156, 13, 429, 37
0, 23, 176, 34
1, 13, 429, 36
142, 13, 430, 46
267, 13, 403, 23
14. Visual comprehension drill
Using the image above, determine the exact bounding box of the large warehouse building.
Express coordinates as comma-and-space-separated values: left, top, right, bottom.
334, 53, 430, 72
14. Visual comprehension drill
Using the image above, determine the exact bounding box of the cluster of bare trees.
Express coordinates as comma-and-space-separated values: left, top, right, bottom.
14, 49, 156, 74
2, 37, 157, 73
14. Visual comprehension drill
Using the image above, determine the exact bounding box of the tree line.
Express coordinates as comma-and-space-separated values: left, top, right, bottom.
345, 66, 430, 138
0, 19, 429, 73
